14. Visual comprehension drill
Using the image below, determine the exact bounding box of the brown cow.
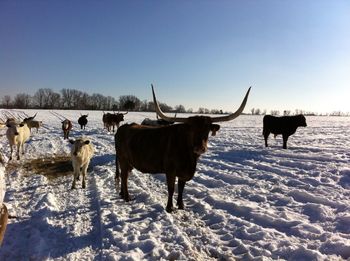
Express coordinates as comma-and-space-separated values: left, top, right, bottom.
103, 111, 128, 132
62, 119, 72, 140
115, 85, 251, 212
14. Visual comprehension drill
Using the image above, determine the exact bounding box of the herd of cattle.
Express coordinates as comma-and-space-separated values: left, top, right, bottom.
0, 86, 309, 212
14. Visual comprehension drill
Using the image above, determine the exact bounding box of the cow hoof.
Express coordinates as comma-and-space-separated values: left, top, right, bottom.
166, 206, 174, 213
177, 204, 184, 210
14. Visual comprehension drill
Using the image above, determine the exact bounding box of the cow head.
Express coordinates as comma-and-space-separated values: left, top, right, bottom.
6, 122, 25, 136
151, 85, 251, 156
296, 114, 307, 127
69, 138, 91, 156
62, 119, 72, 129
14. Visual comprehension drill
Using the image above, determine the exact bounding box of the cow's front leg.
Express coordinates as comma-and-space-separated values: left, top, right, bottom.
9, 145, 13, 161
16, 143, 21, 160
282, 134, 289, 149
71, 164, 78, 189
81, 164, 88, 189
166, 174, 176, 213
263, 131, 270, 147
177, 179, 186, 210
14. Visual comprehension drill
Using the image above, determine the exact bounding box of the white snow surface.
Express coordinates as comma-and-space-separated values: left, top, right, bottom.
0, 109, 350, 260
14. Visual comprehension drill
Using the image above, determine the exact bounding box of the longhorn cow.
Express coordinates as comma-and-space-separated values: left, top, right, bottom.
115, 85, 251, 212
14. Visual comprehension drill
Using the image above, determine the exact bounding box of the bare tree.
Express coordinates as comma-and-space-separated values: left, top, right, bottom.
33, 88, 46, 108
14, 93, 31, 109
175, 104, 186, 113
119, 95, 141, 111
61, 88, 75, 109
2, 95, 11, 108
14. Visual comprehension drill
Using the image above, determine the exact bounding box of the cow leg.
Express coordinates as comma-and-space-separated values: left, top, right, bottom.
16, 143, 21, 160
115, 156, 120, 192
263, 130, 270, 147
166, 174, 176, 213
9, 145, 13, 161
282, 135, 289, 149
177, 179, 186, 210
81, 164, 88, 189
71, 163, 78, 189
120, 169, 130, 201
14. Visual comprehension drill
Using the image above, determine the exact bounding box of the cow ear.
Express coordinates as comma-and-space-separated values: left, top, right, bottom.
69, 139, 75, 144
210, 124, 220, 136
84, 140, 90, 145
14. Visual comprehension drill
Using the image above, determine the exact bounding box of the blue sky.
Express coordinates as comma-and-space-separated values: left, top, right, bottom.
1, 1, 349, 113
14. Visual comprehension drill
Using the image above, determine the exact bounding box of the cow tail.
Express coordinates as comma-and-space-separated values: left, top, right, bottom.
115, 151, 120, 192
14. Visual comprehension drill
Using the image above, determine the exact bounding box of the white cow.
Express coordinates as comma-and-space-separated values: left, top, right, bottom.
69, 138, 94, 189
6, 122, 30, 160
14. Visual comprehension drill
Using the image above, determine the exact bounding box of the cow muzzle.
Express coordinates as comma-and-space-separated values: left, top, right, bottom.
194, 143, 208, 155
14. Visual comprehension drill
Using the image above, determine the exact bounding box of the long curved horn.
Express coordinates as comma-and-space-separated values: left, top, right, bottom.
152, 85, 251, 123
211, 86, 251, 123
152, 85, 188, 123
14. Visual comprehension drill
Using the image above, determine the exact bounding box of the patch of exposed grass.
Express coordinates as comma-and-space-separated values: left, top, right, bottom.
22, 155, 73, 180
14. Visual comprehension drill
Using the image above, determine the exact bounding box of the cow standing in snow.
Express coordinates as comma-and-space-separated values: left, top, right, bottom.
6, 121, 31, 160
62, 119, 72, 140
70, 138, 94, 189
78, 114, 88, 130
263, 114, 307, 149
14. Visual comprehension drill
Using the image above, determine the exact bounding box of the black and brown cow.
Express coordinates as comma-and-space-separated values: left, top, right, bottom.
62, 119, 73, 140
103, 112, 128, 132
115, 85, 251, 212
263, 114, 307, 149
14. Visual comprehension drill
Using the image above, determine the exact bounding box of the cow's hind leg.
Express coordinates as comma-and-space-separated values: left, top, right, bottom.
120, 166, 131, 201
177, 179, 186, 210
165, 174, 176, 213
115, 155, 121, 193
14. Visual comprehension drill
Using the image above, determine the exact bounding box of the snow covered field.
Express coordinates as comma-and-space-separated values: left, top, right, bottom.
0, 109, 350, 260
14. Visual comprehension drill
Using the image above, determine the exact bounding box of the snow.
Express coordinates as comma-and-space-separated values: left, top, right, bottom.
0, 109, 350, 260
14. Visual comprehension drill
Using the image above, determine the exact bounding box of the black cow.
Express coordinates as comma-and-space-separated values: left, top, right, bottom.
78, 114, 88, 129
263, 114, 307, 149
115, 85, 251, 212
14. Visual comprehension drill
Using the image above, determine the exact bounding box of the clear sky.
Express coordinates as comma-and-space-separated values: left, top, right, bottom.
1, 0, 349, 114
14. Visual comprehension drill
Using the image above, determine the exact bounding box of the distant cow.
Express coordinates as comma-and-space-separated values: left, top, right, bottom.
141, 117, 175, 127
23, 113, 37, 122
78, 114, 88, 129
115, 85, 251, 212
23, 113, 42, 132
6, 121, 31, 160
263, 114, 307, 149
62, 119, 72, 140
69, 138, 94, 189
103, 112, 128, 132
24, 120, 42, 133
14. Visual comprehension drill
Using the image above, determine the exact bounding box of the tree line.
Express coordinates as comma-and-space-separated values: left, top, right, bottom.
0, 88, 216, 113
0, 88, 184, 112
1, 88, 348, 116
